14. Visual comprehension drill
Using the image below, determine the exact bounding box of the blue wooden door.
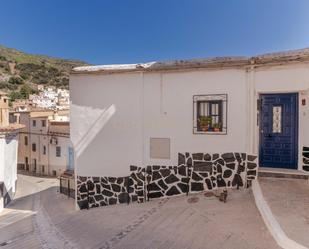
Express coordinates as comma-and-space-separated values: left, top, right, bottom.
259, 93, 298, 169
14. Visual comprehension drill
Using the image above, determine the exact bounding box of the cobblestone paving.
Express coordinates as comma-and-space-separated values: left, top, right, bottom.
0, 174, 279, 249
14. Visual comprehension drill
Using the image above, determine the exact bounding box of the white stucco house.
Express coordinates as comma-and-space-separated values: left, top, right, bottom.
70, 48, 309, 209
0, 91, 23, 212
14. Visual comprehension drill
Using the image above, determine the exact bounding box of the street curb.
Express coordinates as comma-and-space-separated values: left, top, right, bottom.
252, 179, 308, 249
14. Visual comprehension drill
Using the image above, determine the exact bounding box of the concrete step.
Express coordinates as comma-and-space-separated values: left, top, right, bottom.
258, 167, 309, 180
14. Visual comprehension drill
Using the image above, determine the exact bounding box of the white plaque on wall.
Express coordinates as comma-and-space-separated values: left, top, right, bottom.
150, 138, 170, 159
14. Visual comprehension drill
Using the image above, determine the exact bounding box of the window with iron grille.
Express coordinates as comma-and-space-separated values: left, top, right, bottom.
193, 94, 227, 134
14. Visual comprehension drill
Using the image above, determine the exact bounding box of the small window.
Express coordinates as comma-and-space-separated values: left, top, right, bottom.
272, 106, 282, 133
24, 136, 28, 146
56, 146, 61, 157
41, 120, 46, 127
193, 94, 227, 134
42, 165, 45, 173
32, 143, 36, 152
43, 145, 46, 155
32, 120, 36, 127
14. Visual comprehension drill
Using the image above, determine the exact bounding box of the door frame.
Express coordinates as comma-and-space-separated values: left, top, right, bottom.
258, 92, 299, 169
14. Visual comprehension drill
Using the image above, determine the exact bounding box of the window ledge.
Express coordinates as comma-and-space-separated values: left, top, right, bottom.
194, 131, 227, 135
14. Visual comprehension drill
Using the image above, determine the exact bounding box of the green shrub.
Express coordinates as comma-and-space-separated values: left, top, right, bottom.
8, 91, 22, 102
8, 76, 24, 85
19, 85, 37, 99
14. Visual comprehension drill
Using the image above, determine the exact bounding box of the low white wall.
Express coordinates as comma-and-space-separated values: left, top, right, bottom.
0, 132, 18, 210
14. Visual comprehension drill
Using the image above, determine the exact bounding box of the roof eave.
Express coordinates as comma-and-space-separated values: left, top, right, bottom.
71, 48, 309, 75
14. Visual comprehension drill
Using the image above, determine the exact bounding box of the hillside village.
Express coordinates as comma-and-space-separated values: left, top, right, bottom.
1, 1, 309, 248
1, 48, 309, 249
0, 46, 77, 207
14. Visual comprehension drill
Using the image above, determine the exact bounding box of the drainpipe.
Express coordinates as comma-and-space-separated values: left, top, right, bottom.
47, 121, 50, 176
29, 114, 31, 173
141, 71, 146, 203
141, 72, 145, 167
249, 63, 256, 154
246, 61, 256, 155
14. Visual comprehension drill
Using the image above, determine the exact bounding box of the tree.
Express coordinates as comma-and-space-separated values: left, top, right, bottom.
8, 91, 22, 104
19, 85, 37, 99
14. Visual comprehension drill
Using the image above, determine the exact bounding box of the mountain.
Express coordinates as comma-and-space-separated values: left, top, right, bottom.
0, 45, 88, 96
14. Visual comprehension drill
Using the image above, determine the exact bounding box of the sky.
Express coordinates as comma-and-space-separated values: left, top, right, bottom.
0, 0, 309, 65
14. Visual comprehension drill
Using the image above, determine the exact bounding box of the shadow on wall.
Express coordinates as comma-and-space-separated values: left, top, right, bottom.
5, 133, 17, 144
0, 181, 14, 208
71, 104, 116, 159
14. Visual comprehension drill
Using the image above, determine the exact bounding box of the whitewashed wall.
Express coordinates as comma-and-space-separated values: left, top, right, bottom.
71, 63, 309, 177
49, 136, 71, 176
70, 69, 248, 177
70, 73, 144, 177
253, 64, 309, 170
143, 70, 247, 165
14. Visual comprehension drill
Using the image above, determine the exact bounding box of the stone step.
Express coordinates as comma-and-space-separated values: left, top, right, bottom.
258, 167, 309, 180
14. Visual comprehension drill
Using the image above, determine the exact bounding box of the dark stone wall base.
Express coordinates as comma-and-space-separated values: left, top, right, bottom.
303, 147, 309, 171
77, 152, 258, 209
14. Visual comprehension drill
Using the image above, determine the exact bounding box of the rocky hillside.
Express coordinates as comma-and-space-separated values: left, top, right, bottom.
0, 45, 88, 96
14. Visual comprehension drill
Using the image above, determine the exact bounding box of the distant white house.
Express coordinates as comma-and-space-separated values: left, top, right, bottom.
29, 86, 70, 110
70, 48, 309, 209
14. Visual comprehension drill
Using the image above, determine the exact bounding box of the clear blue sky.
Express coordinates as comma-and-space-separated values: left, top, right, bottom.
1, 0, 309, 64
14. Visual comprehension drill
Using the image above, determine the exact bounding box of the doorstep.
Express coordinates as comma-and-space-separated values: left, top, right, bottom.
258, 167, 309, 180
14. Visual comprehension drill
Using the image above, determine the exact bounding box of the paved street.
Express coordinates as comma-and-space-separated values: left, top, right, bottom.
0, 174, 279, 249
260, 177, 309, 248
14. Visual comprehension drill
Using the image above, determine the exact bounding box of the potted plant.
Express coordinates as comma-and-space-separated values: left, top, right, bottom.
213, 123, 221, 132
206, 116, 212, 131
198, 116, 208, 131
